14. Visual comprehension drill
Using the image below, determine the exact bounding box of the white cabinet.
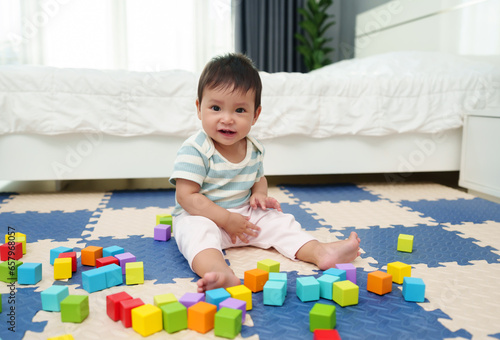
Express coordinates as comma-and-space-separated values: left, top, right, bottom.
459, 110, 500, 201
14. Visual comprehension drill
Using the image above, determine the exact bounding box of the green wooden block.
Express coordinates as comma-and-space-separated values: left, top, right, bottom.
214, 307, 242, 339
332, 280, 359, 307
397, 234, 414, 252
126, 261, 144, 285
160, 301, 187, 333
309, 303, 336, 332
0, 260, 23, 283
154, 293, 177, 307
257, 259, 280, 273
156, 214, 172, 226
61, 295, 89, 323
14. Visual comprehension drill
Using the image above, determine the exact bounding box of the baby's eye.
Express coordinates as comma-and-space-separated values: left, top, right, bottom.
235, 108, 245, 113
211, 105, 221, 111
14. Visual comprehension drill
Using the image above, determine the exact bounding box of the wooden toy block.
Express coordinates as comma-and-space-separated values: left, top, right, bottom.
0, 259, 22, 283
314, 329, 341, 340
120, 298, 145, 328
126, 261, 144, 285
188, 301, 217, 334
102, 245, 124, 257
214, 307, 242, 339
367, 271, 393, 295
47, 334, 75, 340
114, 252, 136, 274
324, 268, 346, 281
82, 267, 107, 293
336, 263, 356, 284
161, 301, 187, 333
81, 245, 103, 266
17, 262, 42, 285
318, 274, 340, 300
220, 297, 246, 323
154, 293, 177, 307
179, 292, 205, 308
131, 304, 162, 337
102, 263, 123, 287
263, 280, 286, 306
310, 303, 336, 332
5, 232, 26, 254
50, 246, 72, 265
226, 284, 252, 310
156, 213, 173, 226
0, 242, 23, 261
296, 276, 320, 302
257, 259, 280, 272
244, 268, 269, 292
269, 272, 288, 296
54, 258, 72, 280
333, 280, 359, 307
206, 287, 231, 309
403, 277, 425, 302
96, 256, 120, 268
106, 291, 133, 321
58, 252, 77, 272
387, 261, 412, 284
397, 234, 414, 252
154, 224, 171, 241
41, 285, 69, 312
60, 295, 89, 323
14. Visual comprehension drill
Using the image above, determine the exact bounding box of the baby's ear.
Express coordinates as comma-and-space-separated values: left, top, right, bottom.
253, 106, 262, 125
196, 99, 201, 119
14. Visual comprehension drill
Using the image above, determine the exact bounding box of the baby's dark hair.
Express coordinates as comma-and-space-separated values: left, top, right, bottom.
197, 53, 262, 111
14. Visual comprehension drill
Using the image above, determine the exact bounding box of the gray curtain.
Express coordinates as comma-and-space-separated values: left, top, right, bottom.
234, 0, 307, 73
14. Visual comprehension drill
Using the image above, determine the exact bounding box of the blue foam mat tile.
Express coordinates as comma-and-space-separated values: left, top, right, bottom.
281, 203, 327, 232
104, 189, 176, 210
279, 183, 381, 204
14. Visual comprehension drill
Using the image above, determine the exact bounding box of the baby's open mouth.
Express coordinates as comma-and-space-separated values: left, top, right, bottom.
219, 129, 236, 135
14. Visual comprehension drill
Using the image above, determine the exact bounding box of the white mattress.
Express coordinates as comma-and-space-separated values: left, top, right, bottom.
0, 51, 498, 140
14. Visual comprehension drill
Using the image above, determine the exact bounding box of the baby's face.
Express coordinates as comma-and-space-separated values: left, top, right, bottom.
196, 85, 261, 150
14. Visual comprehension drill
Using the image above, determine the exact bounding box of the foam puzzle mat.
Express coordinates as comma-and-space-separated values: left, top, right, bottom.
1, 182, 499, 339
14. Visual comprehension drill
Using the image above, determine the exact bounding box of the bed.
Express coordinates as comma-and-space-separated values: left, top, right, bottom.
0, 0, 499, 183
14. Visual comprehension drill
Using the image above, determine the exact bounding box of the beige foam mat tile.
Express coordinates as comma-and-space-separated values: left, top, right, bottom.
0, 192, 107, 213
301, 200, 438, 229
268, 186, 300, 205
442, 221, 500, 256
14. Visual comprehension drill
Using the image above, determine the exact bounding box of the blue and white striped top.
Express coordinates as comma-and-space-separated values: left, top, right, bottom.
170, 130, 265, 216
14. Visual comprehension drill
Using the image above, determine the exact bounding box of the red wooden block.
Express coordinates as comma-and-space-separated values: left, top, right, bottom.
96, 256, 120, 268
120, 298, 144, 328
314, 329, 341, 340
0, 242, 23, 261
58, 252, 77, 272
107, 291, 133, 321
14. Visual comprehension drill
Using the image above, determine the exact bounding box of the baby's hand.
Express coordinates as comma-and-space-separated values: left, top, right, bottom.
250, 193, 282, 212
223, 212, 261, 244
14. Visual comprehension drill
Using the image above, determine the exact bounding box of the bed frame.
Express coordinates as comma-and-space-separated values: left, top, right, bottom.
0, 0, 494, 183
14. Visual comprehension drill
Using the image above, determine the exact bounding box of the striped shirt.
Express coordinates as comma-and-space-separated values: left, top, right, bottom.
170, 130, 265, 216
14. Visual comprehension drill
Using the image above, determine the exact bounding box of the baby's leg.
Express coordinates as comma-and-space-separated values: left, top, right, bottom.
296, 231, 361, 270
192, 249, 241, 293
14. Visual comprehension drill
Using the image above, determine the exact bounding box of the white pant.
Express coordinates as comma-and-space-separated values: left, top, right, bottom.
173, 204, 316, 270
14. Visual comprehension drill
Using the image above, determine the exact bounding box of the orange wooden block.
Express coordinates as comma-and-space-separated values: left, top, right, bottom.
81, 246, 103, 266
367, 270, 392, 295
188, 301, 217, 334
244, 268, 269, 293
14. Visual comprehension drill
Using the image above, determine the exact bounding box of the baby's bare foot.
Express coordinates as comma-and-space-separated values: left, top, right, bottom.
316, 231, 361, 270
197, 271, 241, 293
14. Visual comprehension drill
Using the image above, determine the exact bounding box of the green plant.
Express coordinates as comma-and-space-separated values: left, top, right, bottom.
295, 0, 336, 71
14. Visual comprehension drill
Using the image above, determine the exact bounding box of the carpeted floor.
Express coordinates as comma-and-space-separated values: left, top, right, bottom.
0, 182, 499, 339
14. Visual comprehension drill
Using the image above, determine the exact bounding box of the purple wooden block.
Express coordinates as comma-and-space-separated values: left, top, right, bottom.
114, 252, 136, 274
179, 292, 205, 308
219, 297, 246, 323
154, 224, 171, 241
335, 263, 356, 284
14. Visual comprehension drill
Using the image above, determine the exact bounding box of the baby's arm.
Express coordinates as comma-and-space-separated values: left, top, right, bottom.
249, 176, 282, 211
175, 178, 260, 244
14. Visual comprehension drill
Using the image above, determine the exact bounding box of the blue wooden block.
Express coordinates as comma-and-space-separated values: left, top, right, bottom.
296, 276, 320, 302
324, 268, 346, 281
102, 245, 124, 258
41, 285, 69, 312
263, 280, 286, 306
268, 272, 287, 296
50, 246, 73, 265
403, 277, 425, 302
101, 263, 123, 287
82, 267, 107, 293
17, 263, 42, 285
205, 288, 231, 310
317, 274, 340, 300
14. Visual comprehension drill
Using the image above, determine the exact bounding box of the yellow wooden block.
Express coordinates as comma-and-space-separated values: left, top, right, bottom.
154, 293, 177, 307
126, 262, 144, 285
54, 258, 72, 280
47, 334, 75, 340
257, 259, 280, 272
5, 232, 27, 254
387, 261, 411, 284
131, 304, 162, 337
226, 284, 252, 310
